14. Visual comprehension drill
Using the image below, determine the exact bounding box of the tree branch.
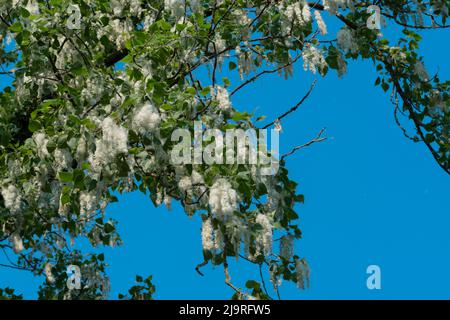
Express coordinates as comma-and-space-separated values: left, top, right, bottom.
282, 128, 327, 161
230, 54, 304, 97
104, 49, 130, 68
262, 80, 317, 129
195, 259, 208, 277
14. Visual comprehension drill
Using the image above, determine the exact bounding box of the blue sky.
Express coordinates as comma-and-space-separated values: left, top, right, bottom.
0, 18, 449, 300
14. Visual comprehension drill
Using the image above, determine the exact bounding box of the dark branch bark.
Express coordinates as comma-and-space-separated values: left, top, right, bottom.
104, 48, 130, 67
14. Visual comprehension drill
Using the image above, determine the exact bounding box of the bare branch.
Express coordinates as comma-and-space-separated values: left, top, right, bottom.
0, 263, 32, 271
381, 12, 450, 29
0, 15, 11, 27
258, 264, 271, 299
262, 80, 317, 129
282, 128, 327, 161
195, 260, 208, 277
223, 248, 254, 299
104, 48, 129, 67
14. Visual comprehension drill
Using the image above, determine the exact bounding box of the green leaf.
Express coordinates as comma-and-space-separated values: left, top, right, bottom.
9, 22, 23, 33
61, 193, 71, 205
186, 87, 196, 95
232, 112, 250, 121
104, 222, 115, 234
245, 280, 260, 290
222, 77, 230, 87
295, 194, 305, 203
200, 87, 211, 96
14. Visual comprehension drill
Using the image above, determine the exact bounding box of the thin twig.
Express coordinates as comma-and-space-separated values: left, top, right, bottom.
282, 128, 327, 161
262, 80, 317, 129
230, 54, 304, 97
195, 260, 208, 277
259, 263, 271, 299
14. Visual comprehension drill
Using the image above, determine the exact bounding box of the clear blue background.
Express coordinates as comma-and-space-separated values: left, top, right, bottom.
0, 18, 449, 299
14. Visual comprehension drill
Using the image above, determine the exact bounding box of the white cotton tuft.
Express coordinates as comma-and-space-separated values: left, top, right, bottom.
179, 170, 205, 194
44, 263, 56, 284
164, 195, 172, 211
164, 0, 185, 18
214, 86, 232, 111
10, 232, 24, 253
89, 117, 128, 170
1, 184, 21, 214
131, 102, 161, 134
208, 35, 227, 65
33, 132, 49, 159
280, 235, 295, 260
191, 170, 204, 185
336, 51, 348, 77
79, 191, 99, 217
155, 192, 163, 206
178, 176, 192, 192
281, 2, 311, 34
100, 118, 128, 153
76, 137, 87, 160
414, 61, 429, 81
229, 216, 246, 255
323, 0, 355, 14
255, 213, 273, 256
201, 218, 215, 251
302, 44, 327, 75
314, 10, 327, 35
214, 228, 224, 251
25, 0, 40, 14
337, 28, 358, 54
301, 4, 311, 22
269, 263, 283, 290
54, 148, 73, 171
295, 258, 310, 289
